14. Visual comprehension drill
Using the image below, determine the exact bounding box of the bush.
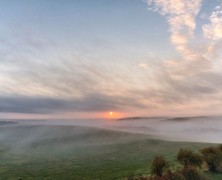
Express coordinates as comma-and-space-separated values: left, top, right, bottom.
180, 166, 201, 180
164, 170, 185, 180
218, 144, 222, 152
127, 175, 150, 180
200, 146, 222, 172
150, 155, 168, 177
177, 148, 203, 168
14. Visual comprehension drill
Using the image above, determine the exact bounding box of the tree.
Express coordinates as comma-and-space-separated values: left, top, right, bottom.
200, 146, 222, 172
177, 148, 203, 168
150, 155, 168, 177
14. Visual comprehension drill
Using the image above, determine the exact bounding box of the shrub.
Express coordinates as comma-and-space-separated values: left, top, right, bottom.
180, 166, 201, 180
150, 155, 168, 177
164, 170, 185, 180
177, 148, 203, 168
218, 144, 222, 152
200, 146, 222, 172
127, 175, 150, 180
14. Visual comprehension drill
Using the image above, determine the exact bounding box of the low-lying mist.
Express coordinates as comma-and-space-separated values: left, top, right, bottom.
2, 116, 222, 144
0, 116, 220, 179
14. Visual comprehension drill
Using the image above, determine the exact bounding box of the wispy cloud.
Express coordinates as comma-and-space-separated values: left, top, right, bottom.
203, 4, 222, 40
147, 0, 202, 58
136, 0, 222, 115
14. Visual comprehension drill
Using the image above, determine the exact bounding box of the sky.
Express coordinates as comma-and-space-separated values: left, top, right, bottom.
0, 0, 222, 119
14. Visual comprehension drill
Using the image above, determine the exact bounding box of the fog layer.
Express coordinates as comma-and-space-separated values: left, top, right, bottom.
9, 116, 222, 143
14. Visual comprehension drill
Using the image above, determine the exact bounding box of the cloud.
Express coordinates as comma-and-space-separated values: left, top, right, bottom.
146, 0, 222, 78
138, 63, 149, 69
146, 0, 210, 75
0, 96, 71, 114
133, 1, 222, 114
147, 0, 201, 46
202, 4, 222, 40
129, 64, 222, 115
0, 94, 146, 114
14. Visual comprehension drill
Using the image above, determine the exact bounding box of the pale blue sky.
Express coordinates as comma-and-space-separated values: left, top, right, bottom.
0, 0, 173, 57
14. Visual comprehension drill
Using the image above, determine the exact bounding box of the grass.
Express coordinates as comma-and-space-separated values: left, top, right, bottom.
0, 125, 221, 179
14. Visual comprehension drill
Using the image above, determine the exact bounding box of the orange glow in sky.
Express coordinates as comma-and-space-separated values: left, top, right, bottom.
108, 111, 114, 119
103, 111, 122, 119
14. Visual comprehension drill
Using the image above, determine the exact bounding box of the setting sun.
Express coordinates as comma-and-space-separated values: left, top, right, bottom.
103, 111, 125, 119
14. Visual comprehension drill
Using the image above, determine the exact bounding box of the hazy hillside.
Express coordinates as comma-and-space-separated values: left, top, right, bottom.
0, 124, 219, 179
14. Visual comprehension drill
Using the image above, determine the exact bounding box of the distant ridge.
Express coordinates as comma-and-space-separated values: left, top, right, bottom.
0, 120, 18, 125
117, 117, 164, 121
117, 116, 212, 121
165, 116, 209, 122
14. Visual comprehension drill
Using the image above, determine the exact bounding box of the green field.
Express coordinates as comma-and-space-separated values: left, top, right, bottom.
0, 125, 221, 179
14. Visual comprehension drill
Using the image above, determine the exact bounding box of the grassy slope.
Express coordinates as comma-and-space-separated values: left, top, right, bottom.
0, 125, 220, 180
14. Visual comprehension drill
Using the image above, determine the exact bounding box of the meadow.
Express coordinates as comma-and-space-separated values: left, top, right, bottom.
0, 124, 221, 179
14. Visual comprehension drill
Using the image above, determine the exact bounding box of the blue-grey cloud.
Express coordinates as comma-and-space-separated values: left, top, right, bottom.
0, 93, 146, 114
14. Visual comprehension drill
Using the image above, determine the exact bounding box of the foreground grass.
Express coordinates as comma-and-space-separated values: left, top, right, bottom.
0, 125, 220, 179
